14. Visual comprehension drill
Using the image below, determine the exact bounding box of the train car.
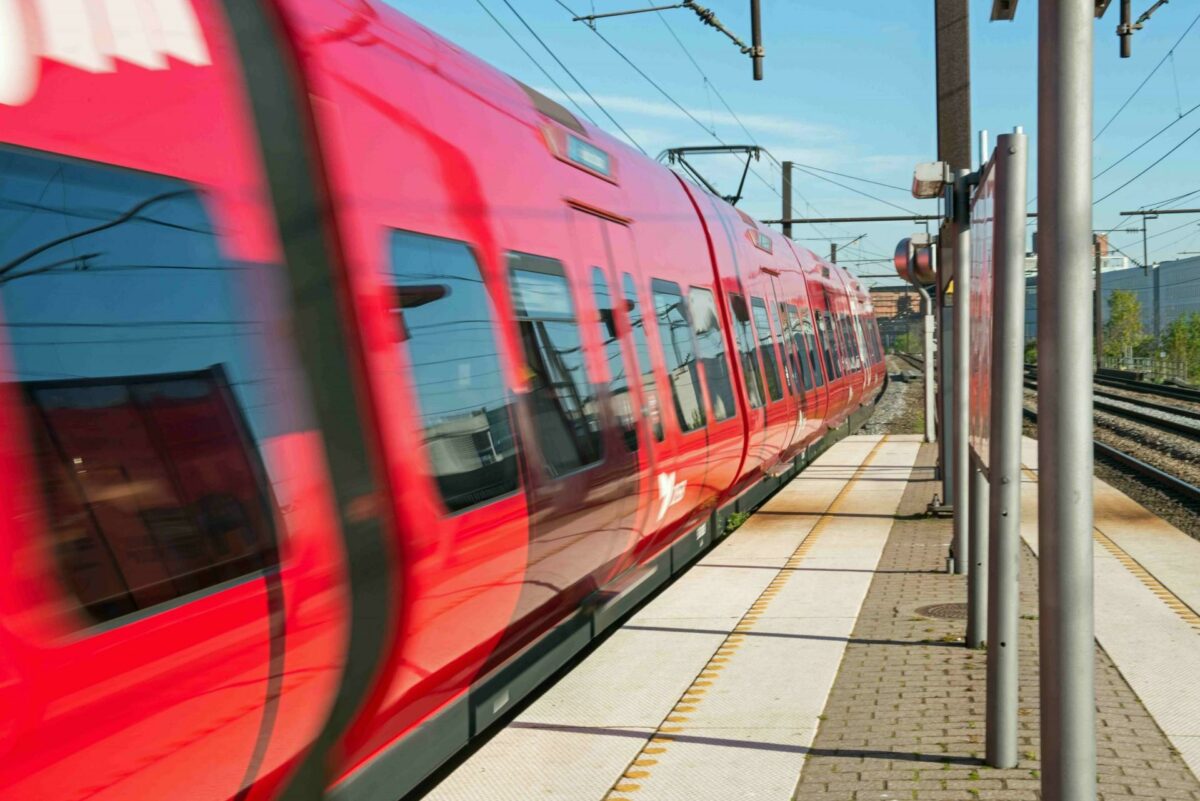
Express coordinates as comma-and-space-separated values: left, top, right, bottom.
0, 2, 886, 800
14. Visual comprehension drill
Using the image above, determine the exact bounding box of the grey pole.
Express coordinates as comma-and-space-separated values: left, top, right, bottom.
1094, 236, 1103, 372
915, 283, 938, 443
782, 161, 794, 240
1038, 2, 1096, 799
967, 460, 989, 647
986, 129, 1028, 770
952, 168, 971, 575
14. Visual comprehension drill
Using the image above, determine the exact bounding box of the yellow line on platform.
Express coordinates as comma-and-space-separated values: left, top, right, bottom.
602, 436, 890, 801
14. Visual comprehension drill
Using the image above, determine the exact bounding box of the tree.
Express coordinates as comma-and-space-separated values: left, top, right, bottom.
1160, 312, 1200, 382
1103, 290, 1149, 361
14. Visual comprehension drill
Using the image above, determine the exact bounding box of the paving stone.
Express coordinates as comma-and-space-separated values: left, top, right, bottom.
790, 443, 1200, 801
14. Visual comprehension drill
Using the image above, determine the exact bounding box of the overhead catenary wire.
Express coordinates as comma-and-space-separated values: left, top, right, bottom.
473, 0, 599, 127
1094, 120, 1200, 205
1095, 7, 1200, 141
498, 0, 647, 154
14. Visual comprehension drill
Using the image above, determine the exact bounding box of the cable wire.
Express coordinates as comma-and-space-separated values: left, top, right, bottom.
1095, 7, 1200, 141
473, 0, 599, 126
1094, 120, 1200, 205
499, 0, 646, 154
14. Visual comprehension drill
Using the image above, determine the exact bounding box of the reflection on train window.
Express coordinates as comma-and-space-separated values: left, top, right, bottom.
592, 267, 638, 451
389, 231, 519, 512
509, 253, 603, 477
687, 287, 736, 421
727, 293, 765, 409
651, 279, 706, 433
819, 311, 841, 380
25, 370, 277, 622
785, 303, 814, 392
800, 310, 825, 387
0, 146, 310, 624
621, 273, 664, 442
750, 297, 784, 402
771, 300, 797, 396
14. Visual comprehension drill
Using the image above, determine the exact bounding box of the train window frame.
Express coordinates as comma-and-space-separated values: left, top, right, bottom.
592, 266, 639, 452
750, 296, 785, 403
509, 251, 606, 478
650, 277, 707, 434
687, 285, 737, 423
621, 272, 665, 443
388, 229, 523, 515
727, 292, 765, 410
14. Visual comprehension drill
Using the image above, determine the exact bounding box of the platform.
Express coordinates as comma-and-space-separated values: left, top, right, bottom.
418, 435, 1200, 801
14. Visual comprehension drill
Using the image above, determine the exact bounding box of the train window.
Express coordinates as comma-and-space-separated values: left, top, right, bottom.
687, 287, 736, 422
800, 310, 825, 387
622, 273, 664, 442
818, 311, 842, 379
389, 231, 520, 512
770, 300, 798, 396
727, 293, 765, 409
592, 267, 638, 451
843, 315, 863, 372
750, 297, 784, 402
510, 253, 603, 476
651, 279, 706, 433
785, 304, 814, 392
0, 147, 301, 624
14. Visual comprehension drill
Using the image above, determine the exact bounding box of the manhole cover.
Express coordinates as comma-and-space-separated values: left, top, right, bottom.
916, 603, 969, 620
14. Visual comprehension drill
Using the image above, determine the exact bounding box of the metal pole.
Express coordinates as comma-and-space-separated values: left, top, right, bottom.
782, 161, 793, 240
749, 0, 763, 80
967, 461, 988, 646
986, 129, 1027, 770
831, 242, 838, 264
952, 168, 971, 575
1094, 236, 1103, 372
1153, 264, 1161, 338
1038, 1, 1096, 798
915, 283, 937, 443
1142, 219, 1150, 274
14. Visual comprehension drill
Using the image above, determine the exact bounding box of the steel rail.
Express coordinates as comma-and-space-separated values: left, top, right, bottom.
1025, 377, 1199, 439
1022, 407, 1200, 505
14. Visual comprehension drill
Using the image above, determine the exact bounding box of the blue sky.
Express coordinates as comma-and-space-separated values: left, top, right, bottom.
390, 1, 1200, 285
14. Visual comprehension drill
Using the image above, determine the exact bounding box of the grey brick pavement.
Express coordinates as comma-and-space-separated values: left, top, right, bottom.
791, 443, 1200, 801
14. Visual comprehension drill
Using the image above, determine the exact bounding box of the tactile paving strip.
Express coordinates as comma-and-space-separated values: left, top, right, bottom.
600, 437, 891, 801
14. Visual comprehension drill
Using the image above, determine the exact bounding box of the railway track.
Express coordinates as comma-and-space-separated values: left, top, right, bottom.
1021, 406, 1200, 507
1023, 376, 1200, 439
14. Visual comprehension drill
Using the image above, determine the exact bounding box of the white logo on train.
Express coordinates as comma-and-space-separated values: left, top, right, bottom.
0, 0, 211, 106
656, 472, 687, 524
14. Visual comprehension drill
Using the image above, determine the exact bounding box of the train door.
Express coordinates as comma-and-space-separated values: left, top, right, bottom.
786, 300, 829, 446
570, 211, 656, 572
502, 240, 639, 637
746, 287, 793, 470
725, 290, 771, 477
765, 273, 800, 458
812, 283, 850, 424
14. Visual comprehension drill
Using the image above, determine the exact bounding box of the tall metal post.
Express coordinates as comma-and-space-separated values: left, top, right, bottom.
831, 242, 838, 264
782, 161, 793, 240
986, 129, 1027, 770
1153, 264, 1161, 338
952, 169, 971, 575
749, 0, 763, 80
967, 461, 988, 646
1094, 236, 1103, 372
915, 283, 937, 443
1038, 2, 1096, 798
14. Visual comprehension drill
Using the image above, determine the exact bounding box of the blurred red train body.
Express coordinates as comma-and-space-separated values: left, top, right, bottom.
0, 2, 886, 799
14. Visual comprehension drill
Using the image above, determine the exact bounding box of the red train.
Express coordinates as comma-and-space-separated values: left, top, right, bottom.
0, 2, 885, 799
